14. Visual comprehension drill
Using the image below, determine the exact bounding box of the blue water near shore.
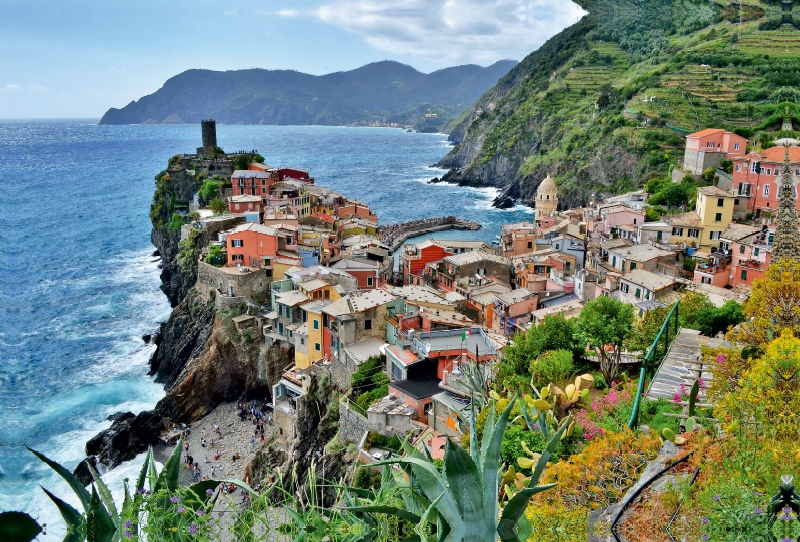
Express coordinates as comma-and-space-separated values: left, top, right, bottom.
0, 120, 531, 536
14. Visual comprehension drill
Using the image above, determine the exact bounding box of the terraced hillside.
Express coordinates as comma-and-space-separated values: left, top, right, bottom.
439, 0, 800, 210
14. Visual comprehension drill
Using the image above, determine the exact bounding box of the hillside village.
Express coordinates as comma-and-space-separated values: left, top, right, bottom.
150, 114, 800, 473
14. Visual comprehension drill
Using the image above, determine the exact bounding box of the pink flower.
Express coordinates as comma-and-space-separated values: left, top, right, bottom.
716, 353, 726, 364
673, 393, 681, 404
698, 379, 707, 390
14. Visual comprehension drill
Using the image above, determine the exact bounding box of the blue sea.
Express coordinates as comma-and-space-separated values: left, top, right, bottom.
0, 120, 531, 537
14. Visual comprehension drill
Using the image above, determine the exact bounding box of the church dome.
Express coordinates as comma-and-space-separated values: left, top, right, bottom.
537, 174, 558, 200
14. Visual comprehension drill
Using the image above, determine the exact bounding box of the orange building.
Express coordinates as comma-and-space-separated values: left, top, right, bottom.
225, 223, 279, 268
402, 240, 454, 285
683, 128, 747, 175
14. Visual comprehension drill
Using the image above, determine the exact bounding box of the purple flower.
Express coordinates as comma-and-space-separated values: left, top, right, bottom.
137, 488, 146, 495
205, 489, 214, 495
123, 530, 133, 539
177, 507, 186, 514
754, 491, 762, 496
196, 509, 205, 516
189, 523, 199, 535
702, 517, 709, 524
124, 520, 134, 529
784, 506, 792, 514
702, 536, 709, 541
754, 508, 762, 515
170, 496, 180, 504
713, 495, 721, 502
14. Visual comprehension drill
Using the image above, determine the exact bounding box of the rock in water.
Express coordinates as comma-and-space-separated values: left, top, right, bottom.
73, 456, 98, 487
493, 194, 516, 209
83, 410, 164, 469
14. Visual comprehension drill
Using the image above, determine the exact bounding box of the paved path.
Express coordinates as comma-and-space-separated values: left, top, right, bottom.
646, 328, 724, 401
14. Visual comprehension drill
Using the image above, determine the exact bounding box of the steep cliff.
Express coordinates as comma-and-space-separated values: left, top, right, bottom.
438, 0, 798, 208
150, 159, 200, 306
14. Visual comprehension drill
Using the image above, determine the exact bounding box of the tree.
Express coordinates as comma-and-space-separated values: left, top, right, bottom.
694, 300, 744, 337
662, 181, 689, 207
496, 314, 580, 391
576, 296, 634, 383
208, 196, 226, 213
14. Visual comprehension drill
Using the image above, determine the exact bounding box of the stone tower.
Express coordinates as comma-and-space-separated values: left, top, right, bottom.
197, 119, 217, 155
535, 174, 559, 220
771, 144, 800, 262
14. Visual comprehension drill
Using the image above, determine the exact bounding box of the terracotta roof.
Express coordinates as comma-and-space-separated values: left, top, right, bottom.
744, 146, 800, 163
721, 223, 760, 242
668, 212, 703, 228
697, 186, 735, 197
687, 128, 726, 138
620, 269, 676, 292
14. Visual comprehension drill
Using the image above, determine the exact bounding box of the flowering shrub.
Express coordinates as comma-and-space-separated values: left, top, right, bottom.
525, 428, 661, 534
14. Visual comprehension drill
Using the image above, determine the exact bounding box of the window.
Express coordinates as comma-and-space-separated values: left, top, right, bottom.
715, 213, 722, 222
739, 245, 746, 254
672, 227, 684, 236
754, 247, 760, 257
702, 277, 711, 284
612, 256, 617, 267
300, 338, 305, 345
527, 241, 532, 249
232, 239, 243, 248
364, 319, 372, 330
734, 143, 740, 150
315, 343, 321, 352
688, 229, 700, 238
751, 162, 759, 174
278, 322, 284, 334
262, 179, 267, 185
735, 199, 740, 206
367, 277, 374, 287
736, 164, 742, 172
645, 291, 650, 300
710, 231, 721, 240
766, 169, 772, 176
717, 198, 724, 207
635, 288, 641, 298
740, 269, 748, 281
764, 184, 770, 197
620, 283, 629, 293
262, 188, 267, 194
313, 320, 319, 330
391, 362, 403, 381
738, 183, 751, 196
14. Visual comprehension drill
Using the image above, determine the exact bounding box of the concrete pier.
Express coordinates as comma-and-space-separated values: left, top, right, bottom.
380, 216, 482, 251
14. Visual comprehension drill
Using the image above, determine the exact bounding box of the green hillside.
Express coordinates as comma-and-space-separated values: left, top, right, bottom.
439, 0, 800, 209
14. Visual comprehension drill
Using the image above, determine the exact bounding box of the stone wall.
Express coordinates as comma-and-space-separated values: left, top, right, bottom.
338, 400, 369, 445
197, 261, 272, 304
215, 293, 248, 311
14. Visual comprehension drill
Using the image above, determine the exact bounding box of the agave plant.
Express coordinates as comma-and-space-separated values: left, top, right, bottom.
347, 396, 569, 542
0, 436, 255, 542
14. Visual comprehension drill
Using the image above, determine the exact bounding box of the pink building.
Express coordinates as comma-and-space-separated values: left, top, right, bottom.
732, 146, 800, 216
683, 129, 748, 175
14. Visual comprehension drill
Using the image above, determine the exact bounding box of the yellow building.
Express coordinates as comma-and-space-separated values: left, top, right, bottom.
666, 186, 735, 251
535, 174, 559, 220
297, 298, 333, 368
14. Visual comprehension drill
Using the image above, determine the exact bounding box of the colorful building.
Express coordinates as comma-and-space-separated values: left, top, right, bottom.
731, 146, 800, 216
683, 129, 747, 175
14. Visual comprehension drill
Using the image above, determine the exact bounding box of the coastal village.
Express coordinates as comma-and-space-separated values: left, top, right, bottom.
152, 117, 797, 476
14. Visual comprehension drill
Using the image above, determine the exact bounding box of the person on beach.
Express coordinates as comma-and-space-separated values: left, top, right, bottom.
211, 466, 215, 478
251, 436, 255, 449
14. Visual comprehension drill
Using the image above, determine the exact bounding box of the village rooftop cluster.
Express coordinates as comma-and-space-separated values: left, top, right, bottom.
173, 121, 796, 463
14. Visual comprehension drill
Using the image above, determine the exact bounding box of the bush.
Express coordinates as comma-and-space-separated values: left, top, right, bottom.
530, 349, 575, 387
592, 372, 608, 390
208, 197, 226, 213
352, 467, 381, 490
198, 179, 224, 203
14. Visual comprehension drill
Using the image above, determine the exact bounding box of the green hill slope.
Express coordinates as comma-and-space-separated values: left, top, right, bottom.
438, 0, 800, 209
99, 60, 517, 128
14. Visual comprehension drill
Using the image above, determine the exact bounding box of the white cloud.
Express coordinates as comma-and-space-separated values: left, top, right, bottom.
282, 0, 586, 64
31, 85, 49, 92
3, 84, 22, 93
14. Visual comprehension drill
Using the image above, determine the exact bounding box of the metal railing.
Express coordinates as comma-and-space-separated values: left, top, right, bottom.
628, 300, 681, 429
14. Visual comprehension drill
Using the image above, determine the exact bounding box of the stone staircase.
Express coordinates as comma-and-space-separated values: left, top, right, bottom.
646, 328, 724, 402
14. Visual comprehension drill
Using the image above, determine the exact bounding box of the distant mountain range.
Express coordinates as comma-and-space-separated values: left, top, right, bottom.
99, 60, 518, 127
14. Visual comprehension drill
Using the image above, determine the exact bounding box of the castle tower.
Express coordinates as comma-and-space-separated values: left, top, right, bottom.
197, 119, 217, 155
771, 144, 800, 262
535, 174, 559, 220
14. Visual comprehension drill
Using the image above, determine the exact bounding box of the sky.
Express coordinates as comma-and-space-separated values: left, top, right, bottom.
0, 0, 585, 118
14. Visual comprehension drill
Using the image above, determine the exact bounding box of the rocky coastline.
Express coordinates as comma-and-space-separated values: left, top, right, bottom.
75, 155, 350, 492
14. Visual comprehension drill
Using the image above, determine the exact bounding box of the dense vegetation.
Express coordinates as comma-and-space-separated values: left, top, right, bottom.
100, 60, 517, 128
442, 0, 800, 208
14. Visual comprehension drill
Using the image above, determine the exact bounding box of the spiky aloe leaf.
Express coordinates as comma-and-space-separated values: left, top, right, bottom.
155, 435, 183, 492
87, 485, 116, 542
415, 492, 444, 542
688, 379, 700, 417
530, 416, 570, 487
87, 463, 120, 532
345, 506, 422, 524
496, 484, 558, 541
443, 438, 487, 541
0, 511, 43, 542
370, 456, 465, 542
26, 446, 90, 513
481, 397, 518, 539
41, 486, 84, 542
135, 447, 152, 492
